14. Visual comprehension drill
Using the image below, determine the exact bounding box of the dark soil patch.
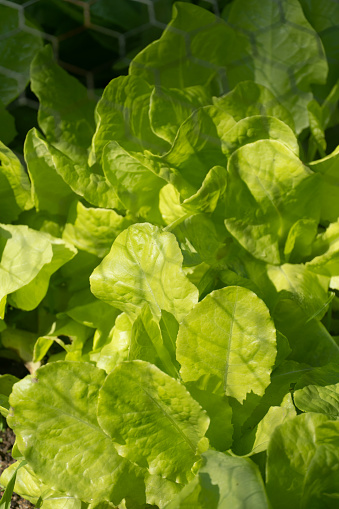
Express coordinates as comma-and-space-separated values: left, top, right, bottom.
0, 427, 34, 509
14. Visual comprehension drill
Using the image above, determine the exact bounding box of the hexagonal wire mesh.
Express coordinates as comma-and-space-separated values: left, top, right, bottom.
0, 0, 229, 151
1, 0, 334, 156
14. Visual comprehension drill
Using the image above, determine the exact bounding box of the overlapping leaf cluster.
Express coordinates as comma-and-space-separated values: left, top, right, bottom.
2, 1, 339, 507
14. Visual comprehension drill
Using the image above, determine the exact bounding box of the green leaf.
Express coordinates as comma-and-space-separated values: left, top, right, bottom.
183, 263, 217, 300
221, 116, 299, 157
16, 209, 64, 239
309, 149, 339, 224
0, 141, 33, 223
96, 312, 132, 373
26, 129, 119, 210
0, 461, 27, 509
150, 85, 212, 144
0, 374, 19, 396
273, 299, 339, 366
8, 234, 77, 311
218, 240, 275, 306
130, 3, 248, 93
143, 472, 183, 508
267, 263, 330, 320
64, 288, 120, 332
98, 360, 209, 484
0, 460, 63, 507
90, 0, 144, 31
91, 75, 168, 164
226, 0, 328, 133
30, 45, 96, 164
0, 101, 16, 145
231, 360, 312, 444
102, 142, 165, 223
302, 444, 339, 508
266, 413, 339, 509
214, 81, 295, 131
235, 396, 296, 456
87, 502, 115, 509
181, 166, 227, 214
129, 303, 179, 378
159, 165, 227, 228
307, 220, 339, 277
0, 5, 42, 105
295, 362, 339, 389
148, 106, 233, 200
307, 99, 327, 158
0, 224, 54, 315
298, 0, 339, 100
34, 317, 93, 363
159, 184, 187, 225
62, 200, 133, 258
59, 250, 100, 295
0, 395, 9, 418
8, 362, 145, 506
41, 499, 82, 509
295, 383, 339, 418
284, 219, 318, 263
224, 140, 320, 264
177, 286, 277, 403
307, 83, 339, 161
170, 213, 224, 266
159, 310, 180, 373
24, 128, 76, 219
274, 330, 292, 369
1, 328, 39, 372
218, 268, 262, 300
320, 79, 339, 129
201, 451, 270, 508
165, 450, 270, 508
162, 474, 217, 509
294, 363, 339, 417
33, 337, 54, 363
185, 381, 233, 451
0, 374, 18, 417
90, 223, 198, 321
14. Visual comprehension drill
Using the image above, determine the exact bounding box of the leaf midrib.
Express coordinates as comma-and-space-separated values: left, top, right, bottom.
135, 380, 197, 454
223, 287, 239, 393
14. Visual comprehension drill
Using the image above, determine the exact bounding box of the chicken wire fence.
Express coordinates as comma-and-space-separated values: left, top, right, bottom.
0, 0, 228, 149
1, 0, 334, 153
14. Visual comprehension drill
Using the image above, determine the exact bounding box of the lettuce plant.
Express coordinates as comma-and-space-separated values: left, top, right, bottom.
2, 1, 339, 507
0, 3, 42, 147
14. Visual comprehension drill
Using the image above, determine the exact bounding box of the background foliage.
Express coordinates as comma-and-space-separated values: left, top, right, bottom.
0, 0, 228, 153
2, 1, 339, 508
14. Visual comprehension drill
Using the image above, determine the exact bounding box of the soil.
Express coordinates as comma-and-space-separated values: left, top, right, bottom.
0, 427, 35, 509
